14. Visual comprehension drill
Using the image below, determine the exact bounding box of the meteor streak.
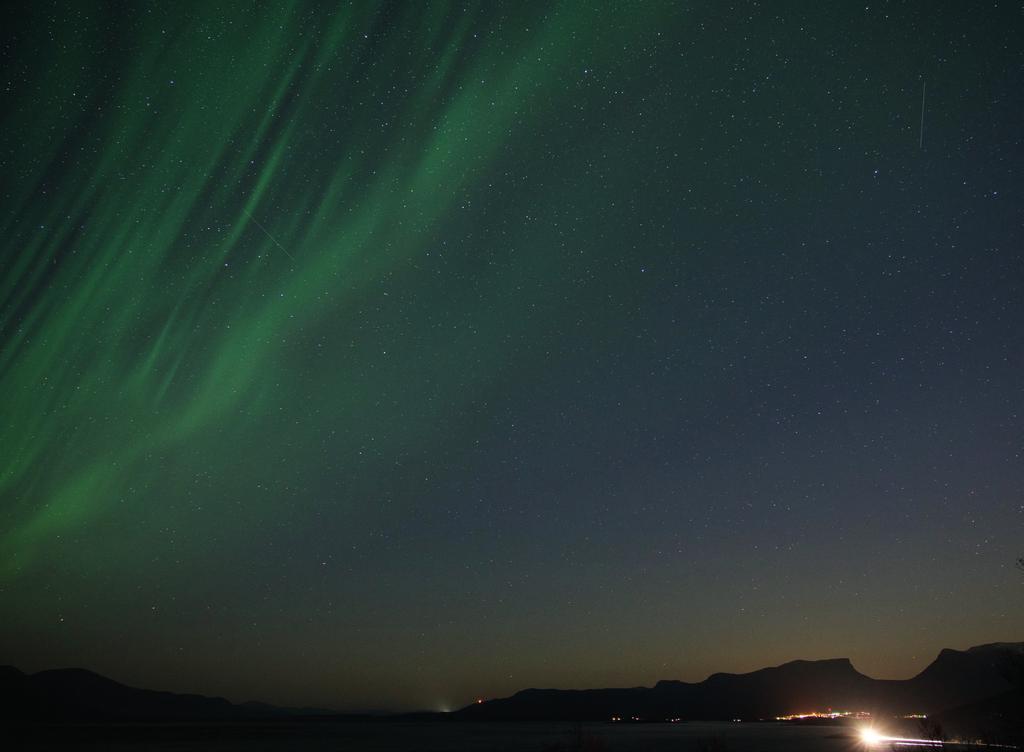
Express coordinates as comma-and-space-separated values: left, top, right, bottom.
241, 206, 295, 261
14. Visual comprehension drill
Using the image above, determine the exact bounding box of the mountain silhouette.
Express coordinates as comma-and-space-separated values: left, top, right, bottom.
0, 665, 328, 722
3, 642, 1019, 723
457, 642, 1023, 721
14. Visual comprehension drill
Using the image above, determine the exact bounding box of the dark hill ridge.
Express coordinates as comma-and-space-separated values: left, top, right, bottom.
2, 642, 1020, 723
0, 665, 330, 722
458, 642, 1024, 721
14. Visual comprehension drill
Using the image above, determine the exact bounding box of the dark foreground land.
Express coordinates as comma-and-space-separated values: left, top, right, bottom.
11, 715, 1024, 752
7, 719, 872, 752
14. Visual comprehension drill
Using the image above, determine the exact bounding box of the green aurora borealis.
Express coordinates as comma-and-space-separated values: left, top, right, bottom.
2, 1, 1022, 710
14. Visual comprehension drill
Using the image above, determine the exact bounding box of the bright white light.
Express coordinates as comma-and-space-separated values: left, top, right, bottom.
861, 728, 883, 746
860, 728, 947, 748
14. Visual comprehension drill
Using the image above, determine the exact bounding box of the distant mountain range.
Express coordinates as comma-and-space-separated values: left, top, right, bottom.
0, 665, 330, 722
3, 642, 1020, 723
457, 642, 1024, 722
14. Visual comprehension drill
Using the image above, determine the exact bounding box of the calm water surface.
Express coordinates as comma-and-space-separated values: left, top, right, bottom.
21, 720, 864, 751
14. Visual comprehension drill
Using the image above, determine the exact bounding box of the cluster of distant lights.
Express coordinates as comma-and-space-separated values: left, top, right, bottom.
775, 709, 872, 721
607, 709, 936, 724
608, 710, 905, 724
579, 709, 1019, 749
610, 716, 720, 723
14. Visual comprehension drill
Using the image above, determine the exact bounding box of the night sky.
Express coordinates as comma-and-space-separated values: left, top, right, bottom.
1, 1, 1022, 713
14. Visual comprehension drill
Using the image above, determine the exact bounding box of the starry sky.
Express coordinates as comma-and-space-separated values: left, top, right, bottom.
1, 0, 1022, 713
